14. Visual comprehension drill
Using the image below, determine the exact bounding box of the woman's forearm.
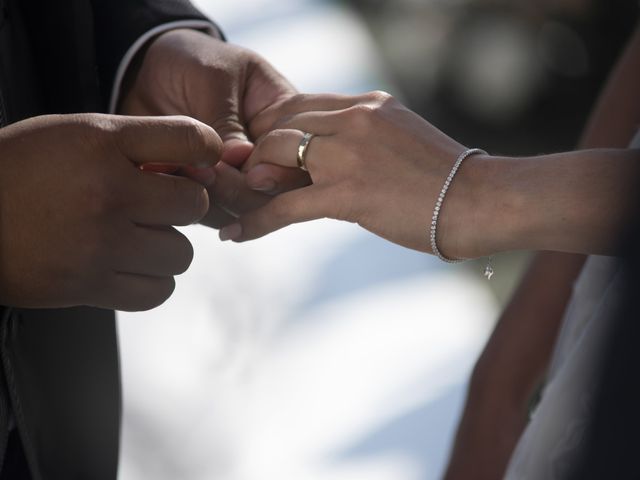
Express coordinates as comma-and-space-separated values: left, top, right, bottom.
447, 148, 640, 259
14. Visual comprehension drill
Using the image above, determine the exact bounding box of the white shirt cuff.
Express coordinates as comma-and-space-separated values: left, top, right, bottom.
108, 20, 221, 113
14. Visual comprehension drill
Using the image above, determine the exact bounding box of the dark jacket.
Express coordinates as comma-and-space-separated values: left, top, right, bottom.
0, 0, 210, 478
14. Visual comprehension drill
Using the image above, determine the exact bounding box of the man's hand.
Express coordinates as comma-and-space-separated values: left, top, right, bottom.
119, 28, 308, 228
0, 114, 221, 311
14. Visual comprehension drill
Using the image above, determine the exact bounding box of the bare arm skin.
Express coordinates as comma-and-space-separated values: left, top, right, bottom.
442, 23, 640, 480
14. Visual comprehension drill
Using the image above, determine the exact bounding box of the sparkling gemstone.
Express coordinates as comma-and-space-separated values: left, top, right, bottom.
484, 265, 494, 280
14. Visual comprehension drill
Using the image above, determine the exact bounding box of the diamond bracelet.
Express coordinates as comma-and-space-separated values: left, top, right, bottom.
429, 148, 494, 279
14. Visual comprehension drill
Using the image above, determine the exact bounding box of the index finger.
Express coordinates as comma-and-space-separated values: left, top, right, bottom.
250, 93, 357, 138
113, 115, 223, 168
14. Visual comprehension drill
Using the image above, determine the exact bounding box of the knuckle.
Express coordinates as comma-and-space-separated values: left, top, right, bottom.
346, 104, 376, 129
292, 93, 309, 103
348, 92, 395, 131
73, 113, 117, 152
282, 93, 308, 110
365, 90, 393, 103
261, 128, 289, 150
352, 103, 376, 116
71, 112, 112, 132
261, 128, 282, 144
181, 117, 210, 154
100, 113, 142, 140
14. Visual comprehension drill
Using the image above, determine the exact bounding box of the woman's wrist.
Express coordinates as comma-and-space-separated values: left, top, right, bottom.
443, 148, 640, 258
436, 153, 523, 260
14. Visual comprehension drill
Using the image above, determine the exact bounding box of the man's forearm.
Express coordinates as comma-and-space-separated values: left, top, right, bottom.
90, 0, 214, 108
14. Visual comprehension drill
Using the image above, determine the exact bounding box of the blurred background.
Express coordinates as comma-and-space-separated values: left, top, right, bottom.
117, 1, 638, 479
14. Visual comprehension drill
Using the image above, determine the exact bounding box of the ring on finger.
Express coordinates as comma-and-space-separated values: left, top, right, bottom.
297, 132, 315, 171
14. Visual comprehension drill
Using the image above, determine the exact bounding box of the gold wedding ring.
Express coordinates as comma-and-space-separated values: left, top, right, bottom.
297, 132, 315, 171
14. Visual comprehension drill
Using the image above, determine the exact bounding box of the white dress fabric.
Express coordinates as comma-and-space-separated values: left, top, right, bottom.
503, 130, 640, 479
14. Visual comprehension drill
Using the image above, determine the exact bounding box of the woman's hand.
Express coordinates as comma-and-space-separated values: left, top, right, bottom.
225, 90, 640, 257
221, 91, 493, 258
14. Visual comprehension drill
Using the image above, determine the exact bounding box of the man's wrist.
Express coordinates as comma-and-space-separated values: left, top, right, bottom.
109, 21, 222, 114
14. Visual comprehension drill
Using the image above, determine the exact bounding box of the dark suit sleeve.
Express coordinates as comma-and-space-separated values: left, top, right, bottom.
89, 0, 222, 104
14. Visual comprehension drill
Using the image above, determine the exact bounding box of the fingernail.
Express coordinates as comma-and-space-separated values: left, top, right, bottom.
250, 178, 276, 192
219, 223, 242, 241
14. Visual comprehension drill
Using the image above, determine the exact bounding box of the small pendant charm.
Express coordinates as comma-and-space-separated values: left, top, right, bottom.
484, 260, 494, 280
